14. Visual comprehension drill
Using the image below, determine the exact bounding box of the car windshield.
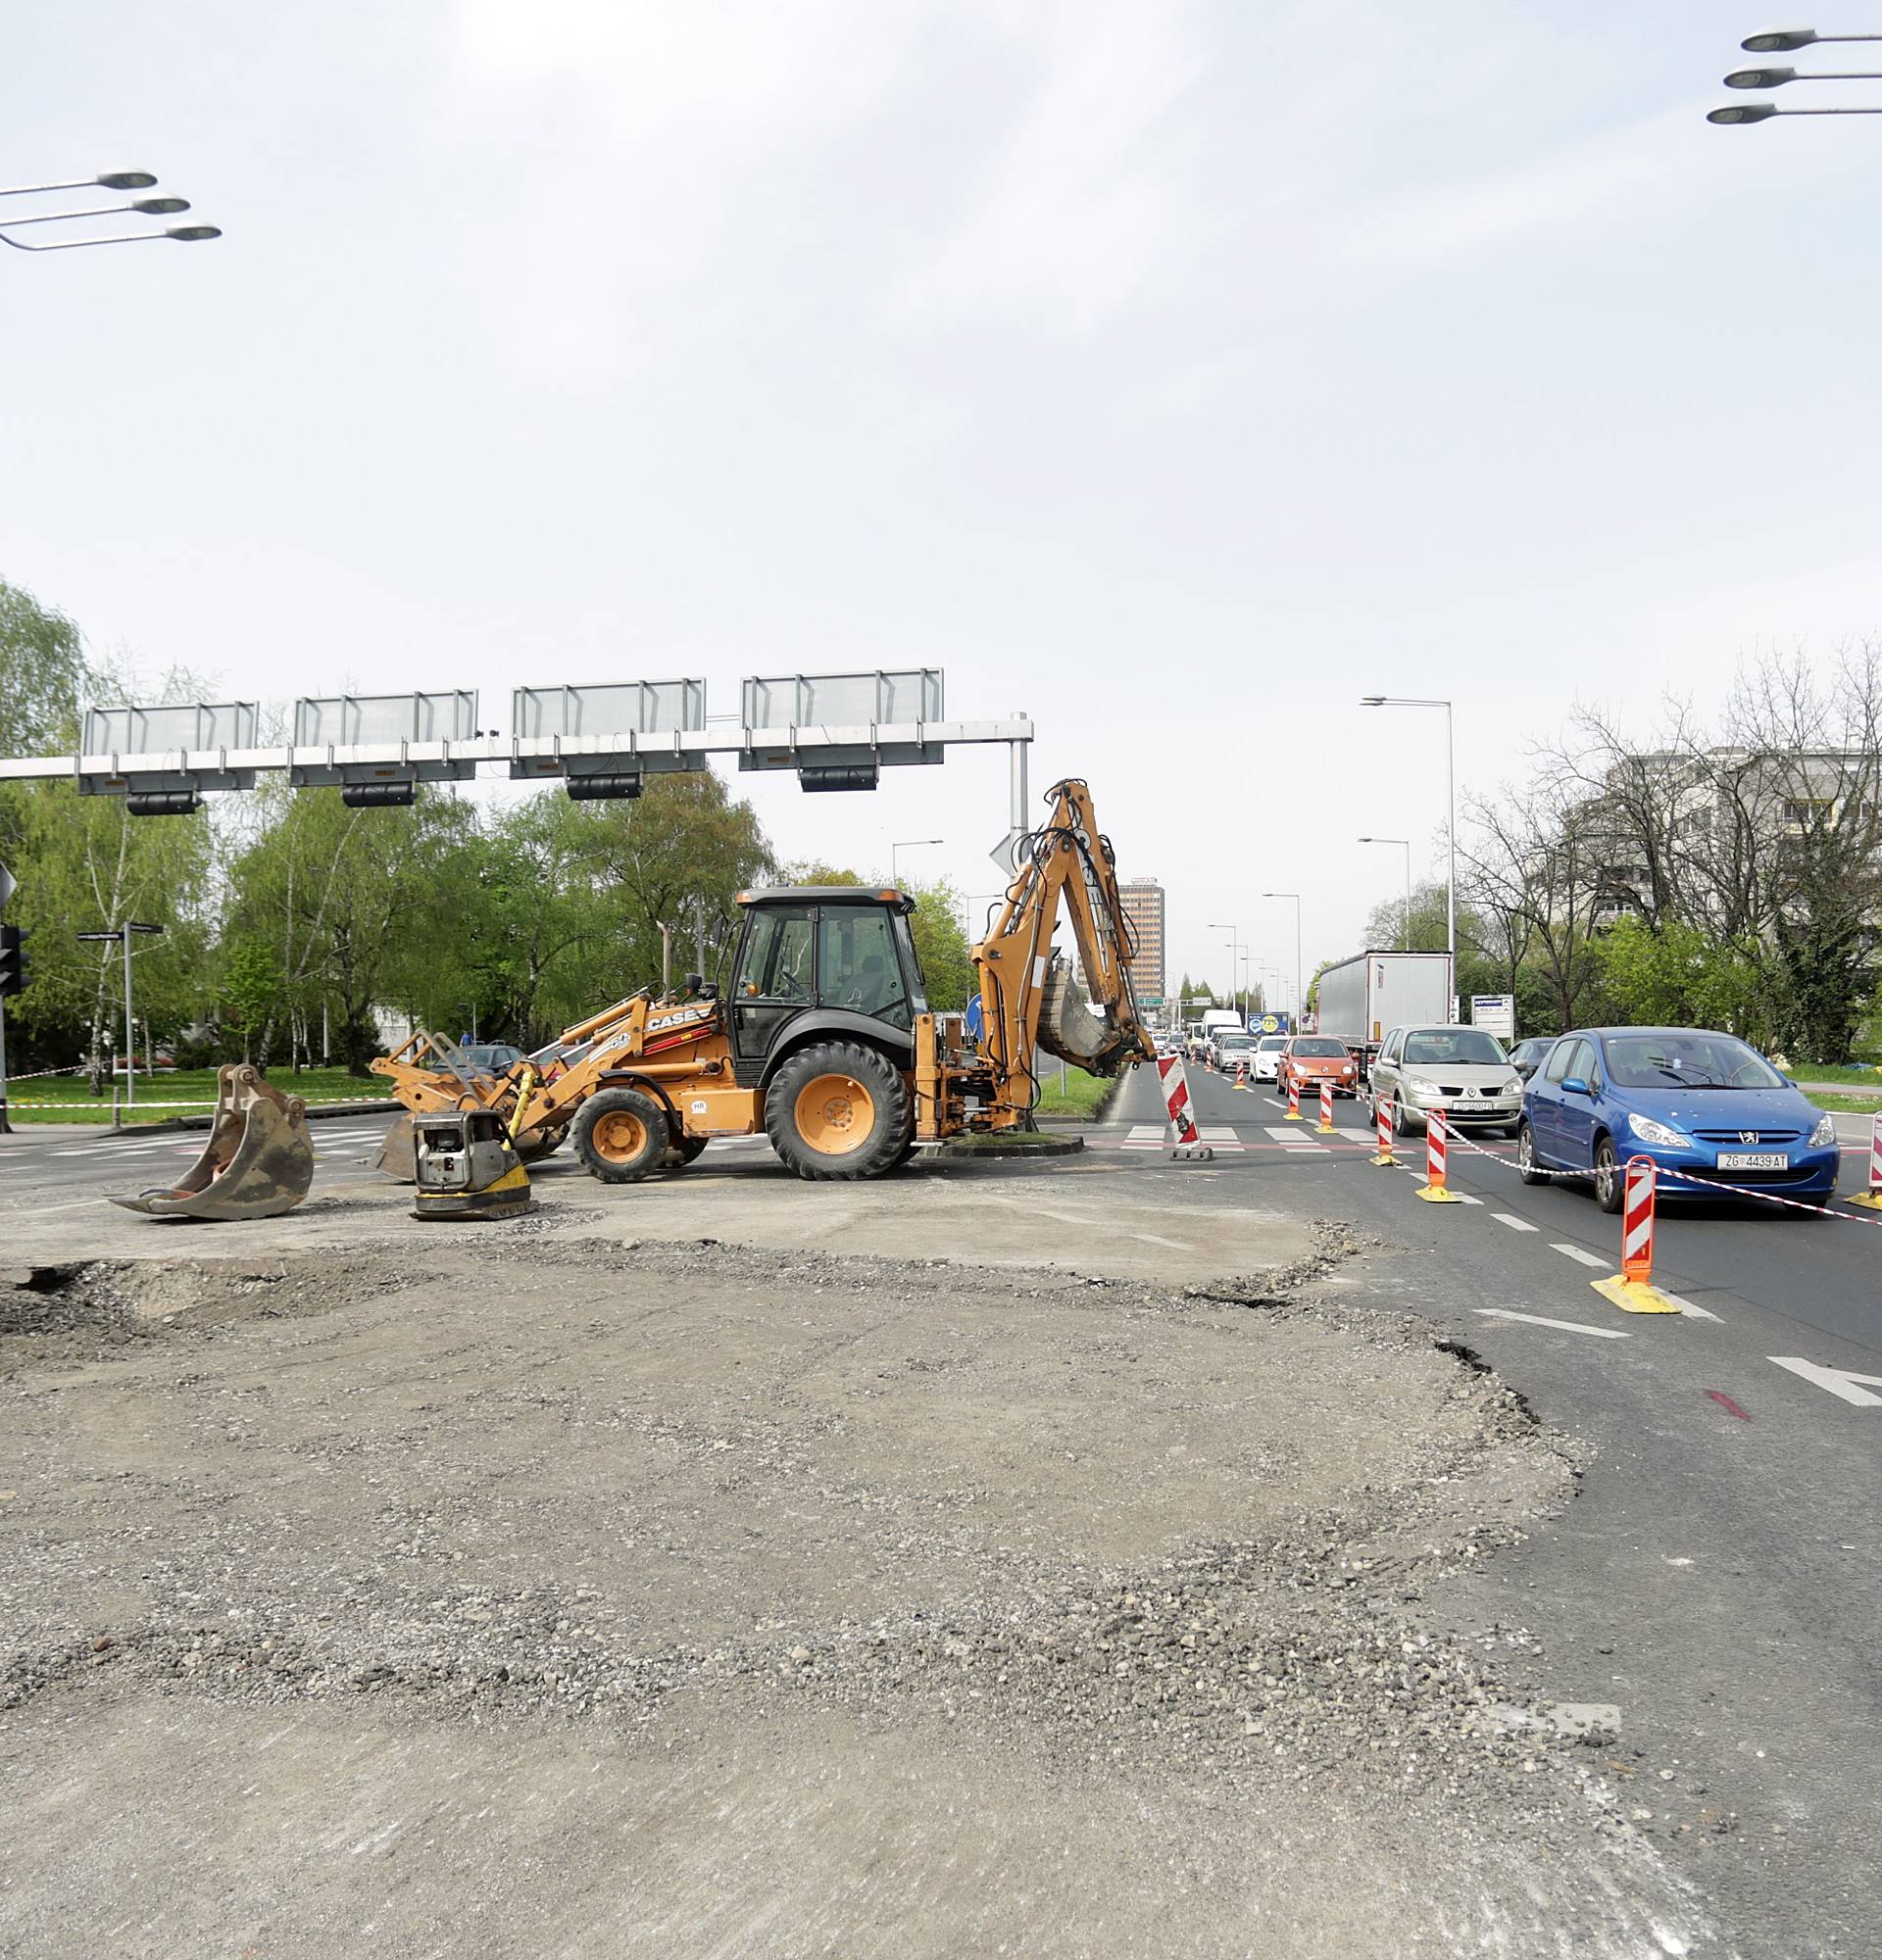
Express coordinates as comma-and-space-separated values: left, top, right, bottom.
1258, 1037, 1288, 1053
1602, 1032, 1784, 1091
1290, 1038, 1346, 1057
1402, 1030, 1507, 1066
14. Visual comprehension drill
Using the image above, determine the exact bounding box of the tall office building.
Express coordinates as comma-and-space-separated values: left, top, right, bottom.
1118, 877, 1165, 1004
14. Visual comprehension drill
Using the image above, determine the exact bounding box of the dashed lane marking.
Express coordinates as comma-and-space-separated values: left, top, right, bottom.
1132, 1232, 1196, 1250
1491, 1213, 1539, 1233
1473, 1308, 1632, 1340
1552, 1244, 1609, 1267
1650, 1288, 1720, 1322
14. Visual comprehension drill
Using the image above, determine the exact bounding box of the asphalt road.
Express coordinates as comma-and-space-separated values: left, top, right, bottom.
1111, 1059, 1881, 1959
5, 1075, 1880, 1954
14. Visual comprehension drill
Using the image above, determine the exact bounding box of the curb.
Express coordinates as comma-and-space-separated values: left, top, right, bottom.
0, 1098, 394, 1140
931, 1133, 1085, 1160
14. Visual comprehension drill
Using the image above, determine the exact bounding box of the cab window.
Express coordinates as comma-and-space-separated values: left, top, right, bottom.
817, 908, 911, 1030
742, 906, 815, 1001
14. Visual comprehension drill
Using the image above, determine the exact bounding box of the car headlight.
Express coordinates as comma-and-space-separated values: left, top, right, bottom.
1503, 1079, 1523, 1097
1628, 1113, 1690, 1149
1405, 1076, 1442, 1102
1809, 1112, 1837, 1148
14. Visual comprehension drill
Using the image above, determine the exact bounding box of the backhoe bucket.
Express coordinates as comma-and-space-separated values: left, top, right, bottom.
110, 1064, 316, 1222
373, 1112, 419, 1183
1037, 955, 1135, 1076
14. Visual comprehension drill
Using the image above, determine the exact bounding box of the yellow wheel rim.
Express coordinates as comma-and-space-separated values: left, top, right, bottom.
593, 1110, 649, 1162
793, 1073, 875, 1156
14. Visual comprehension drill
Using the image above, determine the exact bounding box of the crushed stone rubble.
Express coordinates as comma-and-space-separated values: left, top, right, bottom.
2, 1230, 1657, 1863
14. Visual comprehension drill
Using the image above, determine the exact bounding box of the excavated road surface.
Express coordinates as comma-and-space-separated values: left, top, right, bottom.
0, 1222, 1704, 1957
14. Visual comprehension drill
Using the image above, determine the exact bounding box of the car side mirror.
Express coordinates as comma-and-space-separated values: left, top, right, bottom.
1561, 1075, 1591, 1097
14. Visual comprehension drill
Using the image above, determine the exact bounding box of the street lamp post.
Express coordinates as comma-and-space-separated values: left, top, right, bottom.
0, 170, 221, 252
1207, 921, 1241, 1013
1709, 25, 1882, 121
1361, 697, 1455, 1005
1358, 836, 1413, 951
1261, 894, 1304, 1031
892, 839, 945, 883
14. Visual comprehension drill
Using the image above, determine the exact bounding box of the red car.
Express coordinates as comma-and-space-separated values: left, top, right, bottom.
1274, 1035, 1360, 1101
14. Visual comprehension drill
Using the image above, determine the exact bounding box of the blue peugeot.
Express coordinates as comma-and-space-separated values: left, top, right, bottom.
1516, 1026, 1841, 1212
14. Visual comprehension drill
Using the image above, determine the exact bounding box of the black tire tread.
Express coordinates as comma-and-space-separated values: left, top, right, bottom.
572, 1087, 669, 1185
766, 1041, 912, 1182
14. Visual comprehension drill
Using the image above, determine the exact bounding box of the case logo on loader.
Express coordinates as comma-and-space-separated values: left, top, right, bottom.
648, 1004, 715, 1034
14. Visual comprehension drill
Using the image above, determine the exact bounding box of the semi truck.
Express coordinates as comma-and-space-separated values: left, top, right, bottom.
1315, 951, 1454, 1052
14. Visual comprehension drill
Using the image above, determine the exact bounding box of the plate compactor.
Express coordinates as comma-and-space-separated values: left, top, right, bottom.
111, 1064, 317, 1222
411, 1108, 533, 1221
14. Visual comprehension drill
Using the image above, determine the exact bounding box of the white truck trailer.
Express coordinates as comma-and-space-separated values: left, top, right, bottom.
1315, 951, 1454, 1050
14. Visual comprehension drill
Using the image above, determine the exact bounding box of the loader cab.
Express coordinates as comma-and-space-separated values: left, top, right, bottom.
727, 887, 927, 1085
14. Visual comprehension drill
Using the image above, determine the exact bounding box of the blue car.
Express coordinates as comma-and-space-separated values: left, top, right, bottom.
1517, 1026, 1841, 1212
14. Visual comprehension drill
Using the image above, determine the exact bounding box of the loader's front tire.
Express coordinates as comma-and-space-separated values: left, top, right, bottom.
766, 1042, 911, 1182
661, 1135, 709, 1169
572, 1088, 669, 1184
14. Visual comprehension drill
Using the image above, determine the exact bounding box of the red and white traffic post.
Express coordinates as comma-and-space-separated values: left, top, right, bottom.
1316, 1080, 1335, 1133
1284, 1075, 1302, 1121
1622, 1154, 1656, 1283
1415, 1106, 1461, 1203
1156, 1054, 1207, 1156
1371, 1095, 1397, 1165
1851, 1113, 1882, 1211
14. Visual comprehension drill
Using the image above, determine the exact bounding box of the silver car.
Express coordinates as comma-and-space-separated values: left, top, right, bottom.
1367, 1024, 1524, 1136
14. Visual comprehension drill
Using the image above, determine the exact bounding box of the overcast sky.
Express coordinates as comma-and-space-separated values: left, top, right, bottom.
6, 2, 1881, 1007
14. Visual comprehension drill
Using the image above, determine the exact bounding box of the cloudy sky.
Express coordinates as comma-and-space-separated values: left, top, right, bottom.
6, 1, 1880, 1006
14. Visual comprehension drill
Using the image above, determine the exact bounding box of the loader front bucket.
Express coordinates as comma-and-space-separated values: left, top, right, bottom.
110, 1064, 317, 1221
373, 1112, 419, 1183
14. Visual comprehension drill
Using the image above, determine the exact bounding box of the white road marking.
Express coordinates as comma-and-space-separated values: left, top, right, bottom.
1551, 1244, 1609, 1267
1263, 1127, 1316, 1146
1491, 1213, 1539, 1233
1651, 1289, 1720, 1322
1132, 1233, 1195, 1250
1454, 1193, 1484, 1206
1334, 1128, 1375, 1144
1768, 1357, 1882, 1407
1474, 1308, 1631, 1340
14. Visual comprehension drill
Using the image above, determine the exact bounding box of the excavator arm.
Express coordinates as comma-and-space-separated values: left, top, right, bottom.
969, 777, 1155, 1125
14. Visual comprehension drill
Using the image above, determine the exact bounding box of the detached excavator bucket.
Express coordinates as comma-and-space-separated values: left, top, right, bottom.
110, 1064, 317, 1221
373, 1112, 419, 1184
1037, 954, 1136, 1076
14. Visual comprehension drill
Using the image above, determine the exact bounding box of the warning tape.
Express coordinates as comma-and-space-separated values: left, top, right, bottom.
1, 1094, 397, 1112
1439, 1122, 1882, 1227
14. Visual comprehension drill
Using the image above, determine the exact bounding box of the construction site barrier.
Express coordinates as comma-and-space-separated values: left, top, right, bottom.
1372, 1096, 1397, 1165
1316, 1081, 1336, 1134
1284, 1076, 1302, 1122
1416, 1106, 1461, 1203
1155, 1054, 1201, 1147
1850, 1112, 1882, 1211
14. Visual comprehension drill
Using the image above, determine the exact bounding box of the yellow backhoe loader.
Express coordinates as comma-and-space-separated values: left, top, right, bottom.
372, 777, 1153, 1183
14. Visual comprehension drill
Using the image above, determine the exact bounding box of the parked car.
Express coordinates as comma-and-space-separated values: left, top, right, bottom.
1367, 1024, 1523, 1136
1508, 1036, 1553, 1081
1251, 1033, 1290, 1083
1275, 1035, 1361, 1101
426, 1042, 524, 1077
1517, 1026, 1840, 1212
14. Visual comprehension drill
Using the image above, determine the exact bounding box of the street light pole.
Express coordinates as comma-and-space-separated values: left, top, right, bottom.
892, 839, 945, 883
1261, 894, 1303, 1030
1358, 837, 1413, 951
0, 170, 220, 253
1208, 922, 1241, 1011
1361, 698, 1455, 1006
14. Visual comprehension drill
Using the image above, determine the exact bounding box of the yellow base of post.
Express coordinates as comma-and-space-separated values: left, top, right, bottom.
1846, 1190, 1882, 1210
1284, 1109, 1302, 1122
1415, 1183, 1462, 1203
1316, 1120, 1336, 1134
1370, 1151, 1399, 1166
1590, 1274, 1682, 1314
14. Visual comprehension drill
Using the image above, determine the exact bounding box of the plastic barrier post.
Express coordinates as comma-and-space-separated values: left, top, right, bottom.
1590, 1154, 1681, 1313
1849, 1112, 1882, 1211
1156, 1054, 1210, 1158
1415, 1106, 1462, 1203
1284, 1076, 1302, 1122
1372, 1096, 1397, 1166
1316, 1080, 1336, 1134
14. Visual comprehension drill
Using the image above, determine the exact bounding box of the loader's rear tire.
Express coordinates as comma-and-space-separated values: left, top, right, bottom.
661, 1135, 709, 1169
572, 1088, 669, 1184
766, 1042, 911, 1182
516, 1126, 567, 1166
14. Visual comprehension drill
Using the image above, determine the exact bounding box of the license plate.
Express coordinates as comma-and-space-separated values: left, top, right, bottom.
1717, 1152, 1786, 1170
1451, 1099, 1495, 1111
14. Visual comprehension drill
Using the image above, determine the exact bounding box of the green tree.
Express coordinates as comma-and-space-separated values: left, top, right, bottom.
0, 579, 90, 757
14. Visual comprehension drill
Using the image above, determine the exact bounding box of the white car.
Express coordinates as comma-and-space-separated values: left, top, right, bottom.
1251, 1034, 1289, 1082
